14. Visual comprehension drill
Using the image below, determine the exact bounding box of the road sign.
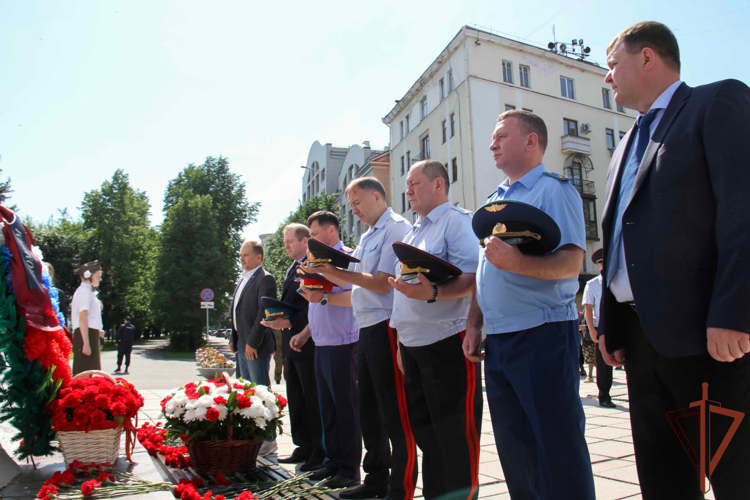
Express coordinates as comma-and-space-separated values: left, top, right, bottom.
201, 302, 215, 309
200, 288, 214, 301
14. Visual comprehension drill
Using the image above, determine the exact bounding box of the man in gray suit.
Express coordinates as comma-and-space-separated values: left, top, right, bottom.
232, 240, 278, 386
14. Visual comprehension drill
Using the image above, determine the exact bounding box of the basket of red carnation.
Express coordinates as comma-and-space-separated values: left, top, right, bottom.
48, 370, 144, 467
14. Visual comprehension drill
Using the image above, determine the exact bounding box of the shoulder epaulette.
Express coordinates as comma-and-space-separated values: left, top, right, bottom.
543, 172, 571, 182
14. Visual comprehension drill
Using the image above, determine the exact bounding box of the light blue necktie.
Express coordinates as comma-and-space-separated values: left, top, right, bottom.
606, 109, 660, 285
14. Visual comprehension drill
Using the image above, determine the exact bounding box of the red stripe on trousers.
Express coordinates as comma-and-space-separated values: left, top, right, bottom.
388, 326, 417, 500
459, 331, 480, 500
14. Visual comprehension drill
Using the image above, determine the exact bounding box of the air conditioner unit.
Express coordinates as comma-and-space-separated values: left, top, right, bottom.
580, 123, 592, 134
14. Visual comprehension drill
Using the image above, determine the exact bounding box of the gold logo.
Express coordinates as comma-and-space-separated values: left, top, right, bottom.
485, 204, 507, 213
492, 223, 507, 235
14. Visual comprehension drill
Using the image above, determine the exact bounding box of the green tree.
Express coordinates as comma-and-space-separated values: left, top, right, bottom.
80, 169, 154, 334
0, 168, 16, 210
264, 192, 353, 287
155, 157, 258, 350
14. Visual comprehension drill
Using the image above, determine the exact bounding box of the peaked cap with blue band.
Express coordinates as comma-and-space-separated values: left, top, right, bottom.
392, 242, 462, 284
472, 200, 561, 256
261, 296, 298, 322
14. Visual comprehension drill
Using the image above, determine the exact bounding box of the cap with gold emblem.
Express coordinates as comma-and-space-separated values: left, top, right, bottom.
76, 261, 102, 279
472, 200, 560, 256
261, 296, 298, 322
392, 242, 462, 284
295, 269, 335, 292
591, 248, 603, 265
306, 238, 360, 269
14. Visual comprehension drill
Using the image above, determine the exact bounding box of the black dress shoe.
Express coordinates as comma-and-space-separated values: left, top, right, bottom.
338, 482, 388, 499
307, 466, 337, 481
323, 475, 360, 489
299, 457, 325, 472
599, 400, 616, 408
278, 449, 311, 464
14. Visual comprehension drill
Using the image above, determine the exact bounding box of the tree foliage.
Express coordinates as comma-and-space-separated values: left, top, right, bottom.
80, 169, 154, 334
264, 192, 352, 288
155, 157, 258, 350
0, 168, 16, 211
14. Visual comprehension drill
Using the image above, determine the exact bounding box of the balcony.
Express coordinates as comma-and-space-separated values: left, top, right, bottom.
570, 179, 596, 196
561, 135, 591, 155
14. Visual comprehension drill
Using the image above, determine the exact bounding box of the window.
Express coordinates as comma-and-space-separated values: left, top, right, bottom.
519, 65, 530, 88
413, 212, 419, 223
439, 78, 445, 101
563, 118, 578, 136
606, 129, 615, 150
583, 198, 598, 240
502, 61, 513, 84
566, 161, 583, 190
400, 156, 405, 176
560, 76, 575, 99
619, 131, 626, 140
523, 108, 533, 112
505, 104, 516, 111
401, 192, 406, 213
420, 97, 427, 120
442, 120, 447, 144
450, 113, 456, 137
617, 104, 625, 113
400, 121, 404, 141
356, 220, 361, 236
406, 151, 411, 169
602, 88, 612, 109
405, 114, 410, 134
421, 135, 430, 159
448, 70, 454, 92
452, 158, 458, 183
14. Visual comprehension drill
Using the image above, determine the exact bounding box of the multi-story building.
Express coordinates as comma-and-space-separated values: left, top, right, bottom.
382, 25, 637, 277
301, 140, 390, 243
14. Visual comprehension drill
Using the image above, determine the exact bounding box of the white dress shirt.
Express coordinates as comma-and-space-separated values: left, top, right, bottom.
610, 80, 683, 302
233, 265, 261, 327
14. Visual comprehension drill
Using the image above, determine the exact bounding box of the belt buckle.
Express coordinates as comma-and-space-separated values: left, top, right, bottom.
628, 302, 637, 312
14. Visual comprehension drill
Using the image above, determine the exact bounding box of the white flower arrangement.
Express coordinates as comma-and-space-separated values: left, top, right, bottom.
160, 377, 286, 442
195, 347, 236, 369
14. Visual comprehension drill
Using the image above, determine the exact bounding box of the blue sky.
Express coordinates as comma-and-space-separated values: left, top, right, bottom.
2, 0, 748, 240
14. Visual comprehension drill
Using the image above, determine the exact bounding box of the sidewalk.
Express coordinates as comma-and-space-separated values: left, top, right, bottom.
0, 335, 715, 499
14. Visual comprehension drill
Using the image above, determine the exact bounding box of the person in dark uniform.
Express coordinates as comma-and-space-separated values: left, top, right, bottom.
115, 316, 136, 374
261, 223, 325, 472
583, 249, 615, 408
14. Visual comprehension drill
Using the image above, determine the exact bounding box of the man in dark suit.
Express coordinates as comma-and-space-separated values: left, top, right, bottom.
261, 223, 325, 471
232, 240, 277, 386
599, 21, 750, 499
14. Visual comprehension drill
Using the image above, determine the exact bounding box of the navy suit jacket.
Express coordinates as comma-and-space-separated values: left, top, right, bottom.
599, 80, 750, 358
279, 261, 314, 359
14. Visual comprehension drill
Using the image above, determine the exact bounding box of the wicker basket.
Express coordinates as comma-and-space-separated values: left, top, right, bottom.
56, 370, 123, 466
186, 438, 263, 475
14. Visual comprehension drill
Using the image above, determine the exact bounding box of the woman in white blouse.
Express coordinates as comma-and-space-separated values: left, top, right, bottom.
71, 261, 104, 375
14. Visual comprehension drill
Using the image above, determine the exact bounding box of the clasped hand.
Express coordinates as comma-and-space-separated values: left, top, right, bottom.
388, 273, 433, 301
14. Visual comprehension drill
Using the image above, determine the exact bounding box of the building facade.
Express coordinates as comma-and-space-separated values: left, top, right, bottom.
301, 140, 390, 244
382, 25, 637, 276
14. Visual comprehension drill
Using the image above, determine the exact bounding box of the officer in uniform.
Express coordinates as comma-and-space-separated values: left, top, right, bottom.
582, 249, 615, 408
464, 110, 595, 499
389, 160, 482, 500
311, 177, 416, 500
114, 316, 136, 374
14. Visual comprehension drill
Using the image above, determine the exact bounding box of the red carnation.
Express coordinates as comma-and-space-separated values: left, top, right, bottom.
213, 396, 227, 405
90, 409, 107, 429
236, 396, 252, 409
237, 491, 256, 500
276, 395, 288, 411
205, 407, 220, 422
94, 393, 112, 409
190, 477, 203, 488
110, 401, 127, 417
80, 479, 101, 496
215, 471, 230, 485
36, 484, 58, 499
